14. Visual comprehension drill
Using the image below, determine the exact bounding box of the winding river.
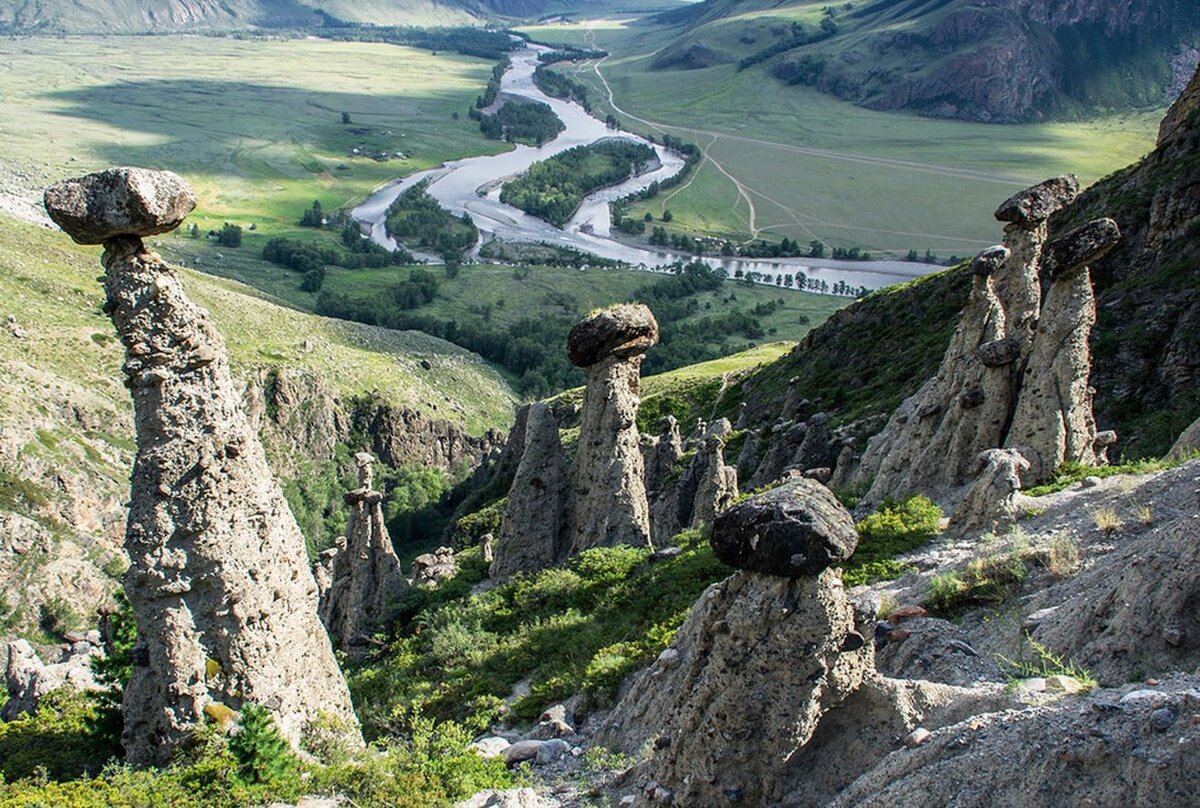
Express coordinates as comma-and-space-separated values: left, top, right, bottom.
352, 44, 935, 292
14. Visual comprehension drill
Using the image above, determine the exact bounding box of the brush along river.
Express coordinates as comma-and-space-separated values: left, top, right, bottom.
353, 43, 934, 293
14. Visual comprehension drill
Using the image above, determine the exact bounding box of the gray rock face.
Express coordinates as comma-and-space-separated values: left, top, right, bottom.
598, 569, 871, 806
1167, 414, 1200, 460
649, 419, 739, 544
828, 678, 1200, 808
855, 179, 1116, 511
491, 404, 568, 582
319, 453, 405, 649
566, 305, 658, 555
948, 449, 1029, 536
412, 546, 457, 588
711, 479, 858, 576
44, 167, 196, 244
3, 639, 102, 720
46, 169, 359, 765
1005, 218, 1119, 482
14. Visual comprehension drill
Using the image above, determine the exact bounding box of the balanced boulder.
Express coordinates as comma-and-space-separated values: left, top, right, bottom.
565, 304, 658, 554
44, 168, 360, 765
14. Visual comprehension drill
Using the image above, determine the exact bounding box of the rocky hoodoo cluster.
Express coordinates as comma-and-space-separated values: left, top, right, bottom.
598, 479, 873, 805
318, 452, 405, 650
491, 305, 660, 580
3, 636, 102, 720
645, 417, 739, 545
43, 167, 360, 765
855, 176, 1121, 517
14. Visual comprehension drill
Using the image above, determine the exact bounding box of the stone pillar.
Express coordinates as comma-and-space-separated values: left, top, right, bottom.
44, 168, 360, 765
564, 304, 659, 554
1006, 218, 1120, 482
321, 452, 405, 649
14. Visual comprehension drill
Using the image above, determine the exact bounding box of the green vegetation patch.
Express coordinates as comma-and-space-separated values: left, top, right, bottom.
350, 529, 732, 735
841, 496, 942, 587
1025, 456, 1195, 497
501, 140, 658, 226
385, 181, 479, 263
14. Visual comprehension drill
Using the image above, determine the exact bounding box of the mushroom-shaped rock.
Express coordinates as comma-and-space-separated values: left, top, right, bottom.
43, 167, 196, 244
711, 478, 858, 576
567, 303, 659, 367
971, 245, 1010, 277
1041, 218, 1121, 278
993, 175, 1080, 226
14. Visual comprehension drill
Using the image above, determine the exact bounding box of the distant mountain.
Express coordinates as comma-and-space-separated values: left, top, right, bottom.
0, 0, 623, 34
647, 0, 1200, 122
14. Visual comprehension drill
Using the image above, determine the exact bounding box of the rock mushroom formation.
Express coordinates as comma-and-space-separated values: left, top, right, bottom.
490, 403, 569, 582
43, 167, 360, 765
411, 546, 458, 588
947, 449, 1030, 536
599, 478, 871, 806
319, 452, 405, 649
564, 304, 659, 555
648, 418, 739, 544
1004, 218, 1121, 482
855, 177, 1119, 513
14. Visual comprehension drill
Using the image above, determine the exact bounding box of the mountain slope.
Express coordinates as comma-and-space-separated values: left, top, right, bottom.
644, 0, 1200, 122
0, 0, 645, 33
729, 67, 1200, 459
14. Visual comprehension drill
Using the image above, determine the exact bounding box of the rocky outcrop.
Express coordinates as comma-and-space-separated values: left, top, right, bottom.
3, 637, 102, 720
828, 677, 1200, 808
1159, 62, 1200, 146
948, 449, 1030, 536
412, 546, 458, 588
648, 418, 738, 544
1004, 217, 1121, 481
319, 452, 405, 649
564, 305, 658, 555
856, 178, 1120, 511
44, 168, 360, 765
490, 403, 568, 582
710, 478, 857, 576
1167, 414, 1200, 460
598, 480, 871, 806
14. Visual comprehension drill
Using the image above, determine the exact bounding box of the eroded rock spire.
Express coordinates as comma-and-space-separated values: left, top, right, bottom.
564, 304, 659, 554
320, 452, 405, 649
44, 167, 360, 765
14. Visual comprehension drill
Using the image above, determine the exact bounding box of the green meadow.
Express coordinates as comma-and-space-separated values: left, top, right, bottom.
523, 17, 1163, 257
0, 35, 508, 247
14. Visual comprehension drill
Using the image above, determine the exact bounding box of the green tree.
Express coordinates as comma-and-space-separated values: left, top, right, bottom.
662, 210, 673, 223
218, 223, 242, 248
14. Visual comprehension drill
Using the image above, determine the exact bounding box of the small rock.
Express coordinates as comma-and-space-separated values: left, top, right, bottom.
470, 737, 512, 758
1022, 606, 1059, 630
903, 727, 932, 748
656, 648, 681, 669
887, 605, 928, 624
1044, 675, 1083, 694
944, 639, 979, 657
619, 797, 636, 807
1119, 689, 1161, 705
1150, 708, 1176, 731
1082, 476, 1102, 488
535, 738, 570, 765
652, 786, 674, 803
504, 740, 544, 766
884, 627, 911, 644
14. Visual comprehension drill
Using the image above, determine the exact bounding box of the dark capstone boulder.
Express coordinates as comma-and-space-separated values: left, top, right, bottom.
43, 167, 195, 244
971, 245, 1009, 277
566, 303, 659, 367
994, 175, 1079, 226
711, 478, 858, 576
1041, 218, 1121, 278
977, 337, 1021, 367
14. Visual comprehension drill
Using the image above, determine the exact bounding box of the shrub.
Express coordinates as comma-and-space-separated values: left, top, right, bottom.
926, 552, 1028, 614
842, 496, 942, 586
0, 690, 120, 781
227, 704, 299, 787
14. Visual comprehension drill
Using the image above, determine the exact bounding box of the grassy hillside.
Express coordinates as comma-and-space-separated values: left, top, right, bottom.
518, 17, 1163, 256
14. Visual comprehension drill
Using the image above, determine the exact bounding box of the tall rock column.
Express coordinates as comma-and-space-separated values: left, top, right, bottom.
44, 168, 360, 765
320, 452, 405, 649
565, 304, 659, 554
1005, 218, 1121, 481
490, 403, 568, 582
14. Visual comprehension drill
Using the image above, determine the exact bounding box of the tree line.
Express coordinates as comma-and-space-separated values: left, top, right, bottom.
384, 181, 478, 263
